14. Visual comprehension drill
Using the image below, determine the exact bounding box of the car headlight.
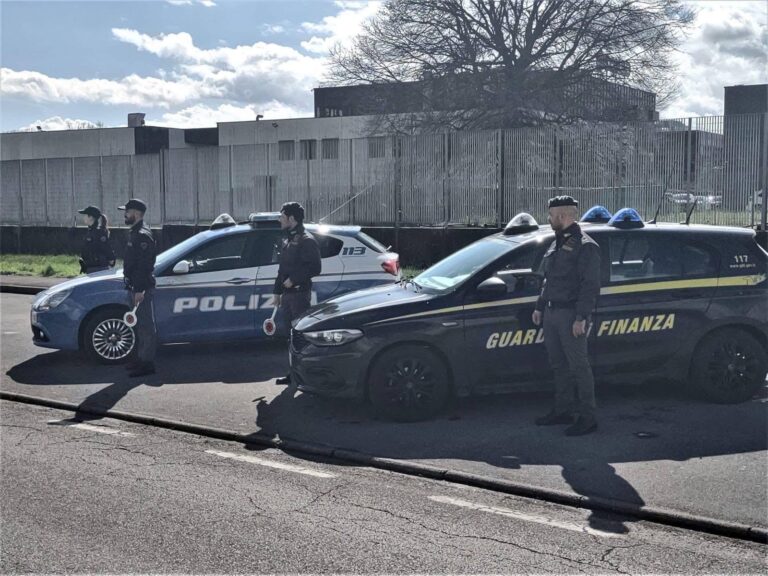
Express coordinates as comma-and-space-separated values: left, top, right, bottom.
35, 288, 72, 311
303, 329, 363, 347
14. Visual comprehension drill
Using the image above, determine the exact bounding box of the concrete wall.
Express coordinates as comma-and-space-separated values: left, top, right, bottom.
1, 128, 136, 161
218, 115, 375, 146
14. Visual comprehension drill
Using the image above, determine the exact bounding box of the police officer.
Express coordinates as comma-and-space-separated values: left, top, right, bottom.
119, 199, 157, 378
273, 202, 321, 385
78, 205, 115, 274
532, 196, 601, 436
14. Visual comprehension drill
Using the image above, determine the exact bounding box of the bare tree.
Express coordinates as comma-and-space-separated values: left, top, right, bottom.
329, 0, 695, 132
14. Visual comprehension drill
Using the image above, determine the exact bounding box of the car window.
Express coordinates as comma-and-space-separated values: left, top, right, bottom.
252, 231, 282, 266
315, 235, 343, 258
681, 243, 719, 277
610, 235, 682, 283
488, 245, 541, 295
183, 234, 251, 274
415, 238, 513, 293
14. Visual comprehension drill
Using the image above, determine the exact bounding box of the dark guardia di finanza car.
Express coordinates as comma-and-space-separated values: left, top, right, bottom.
290, 208, 768, 421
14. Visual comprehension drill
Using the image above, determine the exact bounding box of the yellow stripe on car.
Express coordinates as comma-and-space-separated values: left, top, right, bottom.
367, 274, 766, 326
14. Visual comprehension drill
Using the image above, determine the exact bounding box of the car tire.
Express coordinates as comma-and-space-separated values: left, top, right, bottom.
368, 345, 450, 422
82, 308, 137, 365
690, 328, 767, 404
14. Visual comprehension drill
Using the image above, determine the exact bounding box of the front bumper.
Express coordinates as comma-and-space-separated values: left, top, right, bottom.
289, 331, 368, 399
30, 305, 81, 351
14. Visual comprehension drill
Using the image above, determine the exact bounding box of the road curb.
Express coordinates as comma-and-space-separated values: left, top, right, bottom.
0, 284, 45, 295
2, 389, 766, 545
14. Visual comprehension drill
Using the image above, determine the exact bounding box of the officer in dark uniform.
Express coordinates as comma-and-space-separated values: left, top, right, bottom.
78, 205, 115, 274
532, 196, 601, 436
273, 202, 321, 385
119, 199, 157, 378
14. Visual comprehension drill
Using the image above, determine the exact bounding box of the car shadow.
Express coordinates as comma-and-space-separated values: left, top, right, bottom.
6, 339, 288, 387
246, 378, 767, 535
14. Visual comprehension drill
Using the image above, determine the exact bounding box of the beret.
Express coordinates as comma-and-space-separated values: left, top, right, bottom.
548, 195, 579, 208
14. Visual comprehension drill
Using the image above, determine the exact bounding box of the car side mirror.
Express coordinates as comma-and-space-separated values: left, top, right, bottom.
172, 260, 190, 275
476, 277, 508, 297
510, 269, 543, 292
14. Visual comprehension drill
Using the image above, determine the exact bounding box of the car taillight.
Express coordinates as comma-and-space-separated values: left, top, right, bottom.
381, 258, 399, 276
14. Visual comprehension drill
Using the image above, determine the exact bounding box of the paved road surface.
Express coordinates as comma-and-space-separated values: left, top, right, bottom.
2, 292, 767, 530
2, 401, 765, 574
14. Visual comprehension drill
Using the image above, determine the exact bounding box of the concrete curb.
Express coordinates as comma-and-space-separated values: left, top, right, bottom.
0, 284, 45, 295
2, 389, 766, 545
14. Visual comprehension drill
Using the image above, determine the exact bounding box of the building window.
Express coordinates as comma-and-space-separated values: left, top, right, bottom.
321, 138, 339, 160
300, 139, 317, 160
368, 136, 385, 159
278, 140, 295, 161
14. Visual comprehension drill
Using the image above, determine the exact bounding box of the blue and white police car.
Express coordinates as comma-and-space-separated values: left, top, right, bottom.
30, 213, 400, 363
290, 207, 768, 421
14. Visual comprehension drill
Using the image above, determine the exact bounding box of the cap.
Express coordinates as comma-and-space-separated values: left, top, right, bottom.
118, 199, 147, 212
77, 205, 102, 218
548, 195, 579, 208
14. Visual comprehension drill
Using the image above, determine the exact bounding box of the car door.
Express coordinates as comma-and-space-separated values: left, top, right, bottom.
461, 241, 550, 393
591, 232, 719, 377
154, 230, 259, 342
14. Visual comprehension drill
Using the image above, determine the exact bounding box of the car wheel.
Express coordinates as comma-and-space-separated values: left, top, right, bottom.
690, 328, 767, 403
82, 308, 136, 365
368, 345, 450, 421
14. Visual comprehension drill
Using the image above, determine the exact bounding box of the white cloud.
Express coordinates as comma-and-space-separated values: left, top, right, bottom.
152, 101, 309, 128
263, 24, 285, 35
0, 67, 219, 108
663, 1, 768, 118
300, 0, 382, 54
15, 116, 105, 132
166, 0, 217, 7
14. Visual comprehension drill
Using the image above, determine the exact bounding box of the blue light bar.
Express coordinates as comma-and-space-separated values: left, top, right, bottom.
580, 205, 613, 224
608, 208, 645, 229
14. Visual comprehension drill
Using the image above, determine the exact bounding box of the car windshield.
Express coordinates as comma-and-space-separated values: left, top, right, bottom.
154, 232, 211, 271
414, 237, 514, 293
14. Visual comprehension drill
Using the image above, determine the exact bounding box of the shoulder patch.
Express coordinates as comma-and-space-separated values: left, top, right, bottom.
140, 242, 148, 250
100, 236, 107, 242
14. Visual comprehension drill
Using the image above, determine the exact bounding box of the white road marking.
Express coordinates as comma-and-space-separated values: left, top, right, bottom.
429, 495, 623, 538
2, 332, 19, 335
205, 449, 336, 478
47, 419, 136, 437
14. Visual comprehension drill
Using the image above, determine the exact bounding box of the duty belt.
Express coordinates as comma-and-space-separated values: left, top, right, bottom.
546, 300, 576, 309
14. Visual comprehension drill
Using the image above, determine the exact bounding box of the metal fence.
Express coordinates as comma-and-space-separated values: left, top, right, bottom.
1, 113, 765, 230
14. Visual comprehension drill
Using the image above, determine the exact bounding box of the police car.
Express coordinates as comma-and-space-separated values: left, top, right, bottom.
290, 207, 768, 421
30, 213, 400, 363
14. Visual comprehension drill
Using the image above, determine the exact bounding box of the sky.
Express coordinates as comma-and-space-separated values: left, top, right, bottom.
0, 0, 766, 132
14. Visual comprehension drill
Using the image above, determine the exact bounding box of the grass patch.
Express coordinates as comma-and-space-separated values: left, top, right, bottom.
401, 265, 426, 278
0, 254, 84, 278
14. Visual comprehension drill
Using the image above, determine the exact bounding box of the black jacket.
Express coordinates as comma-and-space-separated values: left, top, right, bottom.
273, 225, 321, 295
123, 220, 156, 292
536, 222, 601, 319
80, 225, 115, 271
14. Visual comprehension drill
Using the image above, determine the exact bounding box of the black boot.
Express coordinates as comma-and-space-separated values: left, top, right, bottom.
275, 375, 291, 385
565, 417, 597, 436
535, 411, 573, 426
129, 362, 156, 378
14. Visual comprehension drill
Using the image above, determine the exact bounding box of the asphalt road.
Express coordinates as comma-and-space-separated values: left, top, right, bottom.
2, 292, 767, 531
2, 400, 766, 574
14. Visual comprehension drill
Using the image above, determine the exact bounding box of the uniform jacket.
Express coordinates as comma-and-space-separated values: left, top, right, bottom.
80, 224, 115, 271
123, 220, 156, 292
273, 224, 321, 295
536, 222, 601, 320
